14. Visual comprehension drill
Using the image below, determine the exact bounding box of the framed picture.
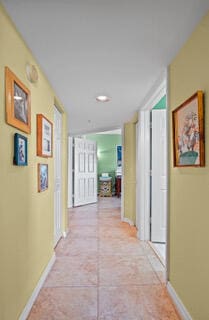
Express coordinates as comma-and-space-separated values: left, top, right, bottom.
38, 164, 48, 192
116, 145, 122, 167
172, 91, 205, 167
37, 114, 53, 157
5, 67, 31, 134
14, 133, 28, 166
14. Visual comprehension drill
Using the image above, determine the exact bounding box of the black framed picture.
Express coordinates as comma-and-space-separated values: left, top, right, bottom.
14, 133, 28, 166
116, 145, 122, 167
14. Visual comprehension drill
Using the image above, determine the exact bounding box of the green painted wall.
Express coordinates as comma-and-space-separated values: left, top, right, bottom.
87, 134, 122, 192
0, 5, 68, 320
153, 95, 166, 109
169, 11, 209, 319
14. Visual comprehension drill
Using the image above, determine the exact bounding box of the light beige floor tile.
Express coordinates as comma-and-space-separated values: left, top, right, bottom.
55, 237, 98, 257
27, 287, 97, 320
69, 217, 98, 227
99, 285, 179, 320
99, 237, 145, 255
99, 286, 143, 320
99, 255, 160, 286
44, 255, 98, 287
68, 225, 98, 238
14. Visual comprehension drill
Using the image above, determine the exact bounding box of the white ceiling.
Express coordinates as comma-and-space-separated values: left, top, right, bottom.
2, 0, 209, 134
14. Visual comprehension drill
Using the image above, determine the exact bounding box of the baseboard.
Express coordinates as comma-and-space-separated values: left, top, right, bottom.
167, 282, 193, 320
122, 217, 134, 226
19, 253, 56, 320
148, 241, 165, 267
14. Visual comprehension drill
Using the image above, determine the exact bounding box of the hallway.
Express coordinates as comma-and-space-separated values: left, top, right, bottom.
28, 198, 180, 320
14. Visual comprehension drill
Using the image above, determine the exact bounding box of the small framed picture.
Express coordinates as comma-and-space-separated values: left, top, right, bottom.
14, 133, 28, 166
37, 114, 53, 157
172, 91, 205, 167
38, 164, 48, 192
116, 145, 122, 167
5, 67, 31, 134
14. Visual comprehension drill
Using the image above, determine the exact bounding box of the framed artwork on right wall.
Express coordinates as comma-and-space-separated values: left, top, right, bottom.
172, 91, 205, 167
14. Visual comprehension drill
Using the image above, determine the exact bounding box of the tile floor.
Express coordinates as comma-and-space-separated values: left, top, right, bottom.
27, 197, 180, 320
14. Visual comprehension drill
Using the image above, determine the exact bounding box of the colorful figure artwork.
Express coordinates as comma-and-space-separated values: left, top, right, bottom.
173, 91, 204, 167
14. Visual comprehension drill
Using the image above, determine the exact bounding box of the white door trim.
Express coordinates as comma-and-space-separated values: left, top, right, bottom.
68, 136, 73, 208
136, 110, 151, 240
151, 109, 167, 243
54, 106, 63, 247
136, 71, 167, 239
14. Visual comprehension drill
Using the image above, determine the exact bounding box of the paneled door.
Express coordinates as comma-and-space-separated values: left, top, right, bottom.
54, 106, 62, 246
151, 109, 167, 243
74, 137, 97, 206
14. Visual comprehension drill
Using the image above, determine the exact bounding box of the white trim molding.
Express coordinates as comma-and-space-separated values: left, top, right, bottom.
140, 71, 167, 111
62, 231, 67, 238
68, 136, 73, 208
136, 110, 151, 240
19, 254, 56, 320
167, 282, 193, 320
136, 71, 167, 243
122, 217, 134, 226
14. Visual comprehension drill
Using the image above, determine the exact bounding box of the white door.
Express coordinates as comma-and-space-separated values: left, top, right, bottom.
74, 137, 97, 206
151, 109, 167, 243
54, 106, 62, 246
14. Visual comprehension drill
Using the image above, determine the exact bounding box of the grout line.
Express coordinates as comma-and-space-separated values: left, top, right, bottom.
44, 283, 165, 289
44, 284, 98, 288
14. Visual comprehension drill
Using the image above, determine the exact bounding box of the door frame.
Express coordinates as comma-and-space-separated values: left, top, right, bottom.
54, 105, 63, 246
68, 136, 73, 208
151, 108, 167, 243
136, 71, 169, 274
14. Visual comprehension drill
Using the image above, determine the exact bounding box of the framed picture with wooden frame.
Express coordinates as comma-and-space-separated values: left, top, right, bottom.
172, 91, 205, 167
38, 163, 48, 192
37, 114, 53, 157
5, 67, 31, 134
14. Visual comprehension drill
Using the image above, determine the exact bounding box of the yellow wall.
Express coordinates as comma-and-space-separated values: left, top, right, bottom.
123, 115, 137, 224
169, 11, 209, 319
0, 6, 68, 320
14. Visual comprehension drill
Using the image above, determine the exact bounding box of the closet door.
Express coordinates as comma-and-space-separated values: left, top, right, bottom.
74, 138, 97, 206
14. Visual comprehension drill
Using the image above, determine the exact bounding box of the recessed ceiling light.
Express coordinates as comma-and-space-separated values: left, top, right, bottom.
96, 95, 110, 102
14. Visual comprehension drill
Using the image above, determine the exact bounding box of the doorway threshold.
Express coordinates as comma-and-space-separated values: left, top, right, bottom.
148, 241, 166, 266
